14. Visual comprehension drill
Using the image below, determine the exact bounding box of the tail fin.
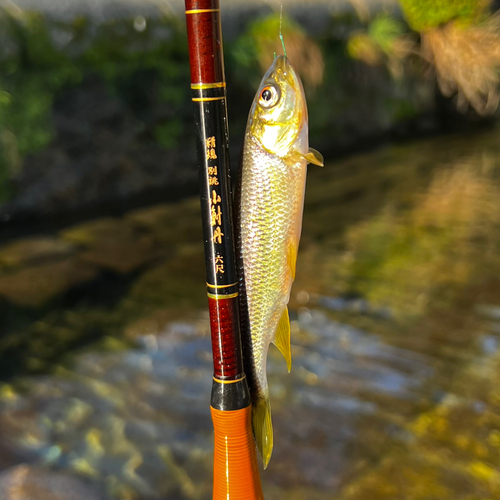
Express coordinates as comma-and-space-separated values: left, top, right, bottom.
252, 396, 273, 468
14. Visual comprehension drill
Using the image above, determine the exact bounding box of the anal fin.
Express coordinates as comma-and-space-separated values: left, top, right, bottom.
273, 307, 292, 372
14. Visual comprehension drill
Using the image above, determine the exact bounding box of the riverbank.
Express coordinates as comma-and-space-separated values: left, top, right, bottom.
0, 5, 491, 235
12, 0, 399, 20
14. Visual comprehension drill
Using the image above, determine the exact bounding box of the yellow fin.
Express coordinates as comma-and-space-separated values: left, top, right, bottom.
288, 242, 297, 280
253, 397, 273, 469
304, 147, 324, 166
273, 307, 292, 372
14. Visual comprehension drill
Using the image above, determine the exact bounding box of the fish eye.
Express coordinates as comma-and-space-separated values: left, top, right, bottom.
259, 85, 279, 108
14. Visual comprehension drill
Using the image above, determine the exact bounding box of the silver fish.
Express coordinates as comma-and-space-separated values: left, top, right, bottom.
236, 55, 323, 467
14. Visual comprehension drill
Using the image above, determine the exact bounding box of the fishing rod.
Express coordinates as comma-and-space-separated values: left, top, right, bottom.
184, 1, 264, 498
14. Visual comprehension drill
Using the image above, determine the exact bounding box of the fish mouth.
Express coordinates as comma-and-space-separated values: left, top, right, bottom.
270, 55, 299, 88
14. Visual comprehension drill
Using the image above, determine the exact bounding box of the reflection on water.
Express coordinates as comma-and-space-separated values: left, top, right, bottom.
2, 126, 500, 498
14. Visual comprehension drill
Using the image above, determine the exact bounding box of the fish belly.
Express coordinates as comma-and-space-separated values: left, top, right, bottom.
239, 139, 306, 390
238, 138, 306, 467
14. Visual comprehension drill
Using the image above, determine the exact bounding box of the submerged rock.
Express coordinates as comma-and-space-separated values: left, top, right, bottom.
0, 465, 106, 500
0, 238, 76, 271
60, 218, 161, 274
0, 258, 98, 308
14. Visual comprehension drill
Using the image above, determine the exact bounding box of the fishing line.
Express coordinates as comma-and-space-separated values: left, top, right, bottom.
279, 5, 287, 57
274, 5, 287, 59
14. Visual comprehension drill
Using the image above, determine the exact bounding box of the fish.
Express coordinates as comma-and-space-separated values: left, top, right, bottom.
236, 55, 323, 468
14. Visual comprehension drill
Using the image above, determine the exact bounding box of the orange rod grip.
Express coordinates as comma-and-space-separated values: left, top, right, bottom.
211, 406, 264, 500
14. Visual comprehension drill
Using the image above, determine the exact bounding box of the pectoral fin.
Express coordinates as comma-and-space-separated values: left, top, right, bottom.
273, 307, 292, 372
304, 147, 324, 166
289, 147, 324, 166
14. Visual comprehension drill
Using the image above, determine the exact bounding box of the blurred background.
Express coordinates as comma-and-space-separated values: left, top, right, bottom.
1, 0, 500, 498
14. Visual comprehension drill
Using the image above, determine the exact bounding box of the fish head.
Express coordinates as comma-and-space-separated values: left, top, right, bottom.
248, 55, 307, 157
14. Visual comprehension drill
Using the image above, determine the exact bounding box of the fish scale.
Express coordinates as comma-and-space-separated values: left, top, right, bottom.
235, 55, 323, 468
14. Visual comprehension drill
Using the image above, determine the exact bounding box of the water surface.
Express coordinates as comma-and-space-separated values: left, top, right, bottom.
1, 126, 500, 499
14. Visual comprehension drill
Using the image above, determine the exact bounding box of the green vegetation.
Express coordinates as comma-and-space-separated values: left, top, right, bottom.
0, 14, 81, 153
230, 13, 324, 89
0, 13, 77, 202
346, 13, 410, 78
0, 2, 496, 207
0, 10, 191, 204
347, 0, 500, 115
0, 8, 429, 209
400, 0, 500, 115
398, 0, 490, 31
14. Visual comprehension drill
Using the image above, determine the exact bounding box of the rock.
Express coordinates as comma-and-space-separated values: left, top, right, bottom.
60, 218, 160, 274
0, 464, 106, 500
0, 76, 197, 224
0, 238, 76, 270
0, 258, 98, 308
126, 197, 202, 245
125, 246, 206, 310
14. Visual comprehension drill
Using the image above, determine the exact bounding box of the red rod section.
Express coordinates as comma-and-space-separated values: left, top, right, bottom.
186, 0, 224, 83
208, 296, 242, 379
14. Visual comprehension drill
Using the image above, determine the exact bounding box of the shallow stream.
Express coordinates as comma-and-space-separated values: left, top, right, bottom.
1, 126, 500, 499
